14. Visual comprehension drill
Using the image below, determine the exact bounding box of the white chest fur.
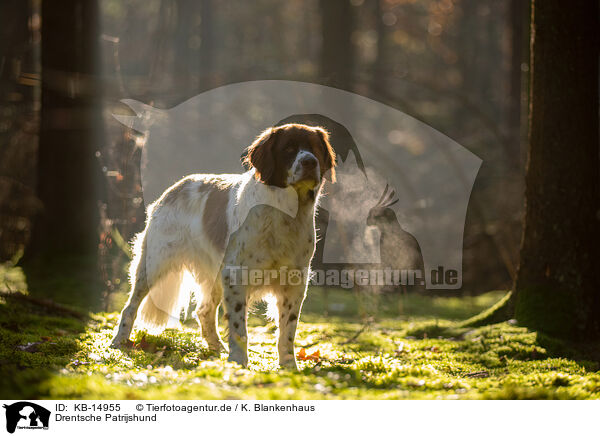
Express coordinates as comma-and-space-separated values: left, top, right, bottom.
225, 200, 316, 272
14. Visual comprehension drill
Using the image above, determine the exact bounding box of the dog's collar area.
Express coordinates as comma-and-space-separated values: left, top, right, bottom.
291, 178, 320, 204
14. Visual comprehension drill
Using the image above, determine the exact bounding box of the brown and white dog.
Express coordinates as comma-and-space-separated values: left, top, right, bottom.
110, 123, 336, 369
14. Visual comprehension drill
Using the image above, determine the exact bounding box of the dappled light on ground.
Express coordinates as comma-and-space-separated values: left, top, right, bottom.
1, 281, 599, 399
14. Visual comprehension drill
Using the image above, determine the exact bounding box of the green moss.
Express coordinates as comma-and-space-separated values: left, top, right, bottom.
17, 255, 108, 312
1, 264, 598, 400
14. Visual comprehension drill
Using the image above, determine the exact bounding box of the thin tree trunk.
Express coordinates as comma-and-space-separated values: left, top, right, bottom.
199, 0, 215, 89
369, 0, 387, 99
319, 0, 354, 91
514, 0, 599, 340
508, 0, 528, 169
174, 0, 195, 96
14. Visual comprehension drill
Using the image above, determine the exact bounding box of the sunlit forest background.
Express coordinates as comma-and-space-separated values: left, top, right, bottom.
1, 0, 528, 304
1, 0, 598, 399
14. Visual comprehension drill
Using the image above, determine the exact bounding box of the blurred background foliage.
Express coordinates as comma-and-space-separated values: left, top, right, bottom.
0, 0, 529, 309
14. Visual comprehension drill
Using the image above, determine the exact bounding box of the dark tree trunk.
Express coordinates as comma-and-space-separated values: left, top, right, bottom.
173, 0, 215, 94
319, 0, 355, 91
199, 0, 215, 89
24, 0, 103, 261
514, 0, 599, 340
174, 0, 197, 97
369, 0, 386, 98
0, 0, 33, 103
508, 0, 529, 169
0, 1, 37, 260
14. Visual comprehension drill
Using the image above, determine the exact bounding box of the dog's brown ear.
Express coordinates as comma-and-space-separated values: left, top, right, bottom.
315, 127, 336, 182
243, 127, 278, 184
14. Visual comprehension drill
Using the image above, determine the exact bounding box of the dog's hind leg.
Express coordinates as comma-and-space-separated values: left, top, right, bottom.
110, 234, 150, 349
196, 279, 226, 352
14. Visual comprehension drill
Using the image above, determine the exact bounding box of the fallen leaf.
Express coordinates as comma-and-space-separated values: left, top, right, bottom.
297, 348, 321, 362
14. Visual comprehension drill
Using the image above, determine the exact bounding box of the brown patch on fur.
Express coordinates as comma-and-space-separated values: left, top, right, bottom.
162, 177, 193, 207
202, 177, 233, 252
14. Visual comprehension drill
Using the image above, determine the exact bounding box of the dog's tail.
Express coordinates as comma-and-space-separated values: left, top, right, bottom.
134, 269, 198, 335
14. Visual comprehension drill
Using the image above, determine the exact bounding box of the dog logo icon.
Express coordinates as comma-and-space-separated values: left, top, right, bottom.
3, 402, 50, 434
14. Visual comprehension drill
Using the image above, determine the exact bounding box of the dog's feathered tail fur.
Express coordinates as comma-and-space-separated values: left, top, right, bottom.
128, 230, 197, 335
136, 270, 184, 334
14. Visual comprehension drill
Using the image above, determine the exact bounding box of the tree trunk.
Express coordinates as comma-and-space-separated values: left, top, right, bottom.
514, 0, 599, 340
199, 0, 215, 89
174, 0, 196, 97
0, 0, 37, 260
319, 0, 354, 91
24, 0, 103, 261
369, 0, 387, 99
508, 0, 529, 169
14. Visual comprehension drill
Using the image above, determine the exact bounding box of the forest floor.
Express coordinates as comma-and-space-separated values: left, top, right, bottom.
1, 263, 600, 399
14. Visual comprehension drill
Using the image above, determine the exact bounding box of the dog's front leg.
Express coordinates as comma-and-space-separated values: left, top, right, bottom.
277, 285, 306, 370
222, 269, 248, 367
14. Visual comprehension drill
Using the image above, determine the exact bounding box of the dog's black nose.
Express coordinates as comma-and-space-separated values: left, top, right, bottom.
301, 157, 318, 170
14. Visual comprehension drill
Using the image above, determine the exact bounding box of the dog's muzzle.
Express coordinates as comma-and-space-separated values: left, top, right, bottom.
289, 151, 320, 186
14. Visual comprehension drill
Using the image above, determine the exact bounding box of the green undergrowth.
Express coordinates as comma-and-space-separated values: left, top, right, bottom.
1, 265, 599, 399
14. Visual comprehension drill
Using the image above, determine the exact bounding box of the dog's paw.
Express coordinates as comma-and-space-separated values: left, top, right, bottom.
109, 337, 133, 350
207, 340, 227, 353
227, 353, 248, 368
279, 359, 299, 371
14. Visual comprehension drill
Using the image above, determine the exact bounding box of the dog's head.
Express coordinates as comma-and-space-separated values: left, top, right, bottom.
243, 123, 336, 190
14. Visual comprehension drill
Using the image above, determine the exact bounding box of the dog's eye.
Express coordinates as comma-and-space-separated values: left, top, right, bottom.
285, 145, 296, 154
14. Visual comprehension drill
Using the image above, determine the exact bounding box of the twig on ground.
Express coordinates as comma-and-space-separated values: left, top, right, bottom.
299, 317, 374, 349
464, 370, 490, 378
341, 316, 374, 345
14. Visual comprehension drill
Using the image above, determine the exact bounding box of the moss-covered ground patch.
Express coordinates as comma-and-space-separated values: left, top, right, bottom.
1, 264, 599, 399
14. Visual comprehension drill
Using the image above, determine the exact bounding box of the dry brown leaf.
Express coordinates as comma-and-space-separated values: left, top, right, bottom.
297, 348, 321, 362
